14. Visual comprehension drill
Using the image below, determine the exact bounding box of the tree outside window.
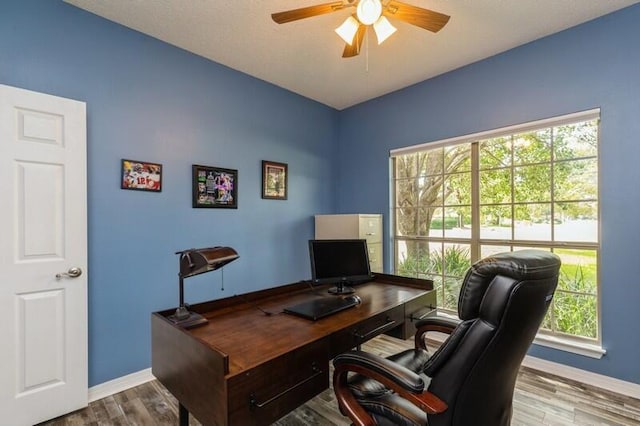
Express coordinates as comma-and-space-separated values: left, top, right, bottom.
393, 116, 599, 342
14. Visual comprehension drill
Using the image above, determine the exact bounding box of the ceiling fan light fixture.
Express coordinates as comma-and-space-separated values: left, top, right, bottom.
335, 16, 360, 45
271, 0, 451, 59
356, 0, 382, 25
373, 16, 396, 44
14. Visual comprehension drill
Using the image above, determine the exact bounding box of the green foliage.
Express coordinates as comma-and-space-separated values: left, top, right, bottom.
443, 246, 472, 275
400, 247, 599, 339
550, 292, 598, 338
395, 146, 471, 238
559, 264, 596, 294
397, 245, 470, 275
537, 254, 599, 338
395, 119, 600, 339
398, 245, 470, 310
443, 277, 463, 310
429, 217, 460, 229
397, 254, 430, 276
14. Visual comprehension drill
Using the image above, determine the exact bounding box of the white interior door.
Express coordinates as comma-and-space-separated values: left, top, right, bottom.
0, 84, 88, 425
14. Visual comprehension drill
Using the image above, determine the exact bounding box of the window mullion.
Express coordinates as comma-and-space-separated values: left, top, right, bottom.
550, 126, 555, 242
470, 142, 480, 262
510, 135, 515, 242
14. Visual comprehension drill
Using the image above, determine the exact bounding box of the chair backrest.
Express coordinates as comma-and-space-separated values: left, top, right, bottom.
426, 250, 561, 426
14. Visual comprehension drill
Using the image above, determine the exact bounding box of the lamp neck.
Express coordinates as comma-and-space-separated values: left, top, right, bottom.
179, 274, 185, 306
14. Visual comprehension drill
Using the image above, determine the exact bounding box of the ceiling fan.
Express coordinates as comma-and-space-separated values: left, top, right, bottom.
272, 0, 450, 58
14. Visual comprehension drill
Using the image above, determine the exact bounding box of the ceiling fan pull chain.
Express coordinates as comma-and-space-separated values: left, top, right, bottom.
221, 266, 225, 291
365, 29, 369, 72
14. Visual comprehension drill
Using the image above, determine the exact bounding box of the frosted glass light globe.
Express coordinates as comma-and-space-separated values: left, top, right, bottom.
356, 0, 382, 25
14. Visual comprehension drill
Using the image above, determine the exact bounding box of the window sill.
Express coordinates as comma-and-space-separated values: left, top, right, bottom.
533, 334, 605, 359
427, 333, 605, 359
425, 313, 606, 359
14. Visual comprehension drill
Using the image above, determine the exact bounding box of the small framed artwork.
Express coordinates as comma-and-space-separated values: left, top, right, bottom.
262, 160, 288, 200
192, 165, 238, 209
121, 159, 162, 192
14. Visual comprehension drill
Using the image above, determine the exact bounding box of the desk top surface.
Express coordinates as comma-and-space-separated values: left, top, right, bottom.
154, 277, 432, 376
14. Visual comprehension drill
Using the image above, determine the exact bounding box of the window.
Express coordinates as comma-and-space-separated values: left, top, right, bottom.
392, 111, 600, 345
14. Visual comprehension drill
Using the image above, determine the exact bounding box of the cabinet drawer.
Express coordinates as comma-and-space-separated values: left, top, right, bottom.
228, 339, 329, 425
358, 216, 382, 244
367, 243, 382, 273
329, 305, 404, 358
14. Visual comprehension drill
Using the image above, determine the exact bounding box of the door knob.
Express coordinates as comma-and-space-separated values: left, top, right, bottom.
56, 267, 83, 280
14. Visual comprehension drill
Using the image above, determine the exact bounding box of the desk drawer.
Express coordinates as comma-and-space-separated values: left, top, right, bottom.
405, 289, 437, 335
387, 289, 437, 340
227, 339, 329, 425
329, 305, 404, 358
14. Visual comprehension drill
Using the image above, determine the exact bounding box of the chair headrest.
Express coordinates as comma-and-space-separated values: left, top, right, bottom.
458, 250, 561, 320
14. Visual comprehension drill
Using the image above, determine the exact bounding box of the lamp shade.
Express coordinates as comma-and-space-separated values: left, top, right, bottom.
177, 246, 239, 278
335, 16, 360, 45
356, 0, 382, 25
373, 16, 397, 44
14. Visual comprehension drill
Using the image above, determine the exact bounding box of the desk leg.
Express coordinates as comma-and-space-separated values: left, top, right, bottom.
179, 403, 189, 426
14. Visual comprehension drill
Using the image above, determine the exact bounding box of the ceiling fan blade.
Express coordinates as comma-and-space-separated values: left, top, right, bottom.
342, 23, 367, 58
272, 1, 345, 24
384, 1, 450, 32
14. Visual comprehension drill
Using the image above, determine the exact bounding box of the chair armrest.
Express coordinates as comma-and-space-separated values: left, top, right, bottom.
334, 351, 426, 393
333, 351, 447, 426
414, 315, 461, 350
415, 315, 460, 331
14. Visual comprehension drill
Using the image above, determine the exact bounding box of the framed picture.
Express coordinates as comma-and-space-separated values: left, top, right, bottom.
262, 160, 288, 200
192, 165, 238, 209
121, 159, 162, 192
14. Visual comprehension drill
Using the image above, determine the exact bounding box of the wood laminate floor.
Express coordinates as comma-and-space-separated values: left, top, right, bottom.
39, 334, 640, 426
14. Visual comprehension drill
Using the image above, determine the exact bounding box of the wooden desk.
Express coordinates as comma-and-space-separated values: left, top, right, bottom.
151, 274, 434, 425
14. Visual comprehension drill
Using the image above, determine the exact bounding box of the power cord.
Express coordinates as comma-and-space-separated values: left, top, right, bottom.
234, 293, 279, 316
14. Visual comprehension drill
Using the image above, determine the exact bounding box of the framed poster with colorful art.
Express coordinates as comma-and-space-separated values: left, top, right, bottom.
121, 159, 162, 192
192, 165, 238, 208
261, 160, 287, 200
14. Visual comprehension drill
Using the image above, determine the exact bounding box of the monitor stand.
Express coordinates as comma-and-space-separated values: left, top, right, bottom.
328, 282, 355, 295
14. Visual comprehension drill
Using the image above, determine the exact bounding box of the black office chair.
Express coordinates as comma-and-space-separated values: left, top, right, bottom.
333, 249, 561, 426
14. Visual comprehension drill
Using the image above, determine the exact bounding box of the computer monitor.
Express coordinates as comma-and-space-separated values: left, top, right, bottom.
308, 239, 373, 294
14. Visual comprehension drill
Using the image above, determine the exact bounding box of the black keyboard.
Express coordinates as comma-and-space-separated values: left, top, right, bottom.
283, 296, 358, 321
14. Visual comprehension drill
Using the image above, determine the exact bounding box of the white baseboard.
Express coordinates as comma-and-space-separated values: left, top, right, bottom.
87, 357, 640, 404
522, 355, 640, 400
88, 368, 155, 402
426, 333, 640, 400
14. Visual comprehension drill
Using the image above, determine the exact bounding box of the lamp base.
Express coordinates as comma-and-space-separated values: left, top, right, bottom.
168, 308, 208, 329
328, 284, 355, 295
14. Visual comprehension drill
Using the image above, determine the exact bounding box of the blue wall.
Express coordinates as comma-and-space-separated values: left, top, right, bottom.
2, 0, 640, 387
337, 5, 640, 384
0, 1, 338, 386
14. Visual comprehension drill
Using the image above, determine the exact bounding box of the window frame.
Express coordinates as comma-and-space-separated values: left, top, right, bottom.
390, 109, 602, 356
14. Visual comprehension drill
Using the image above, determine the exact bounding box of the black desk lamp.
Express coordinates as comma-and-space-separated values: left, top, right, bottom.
169, 246, 239, 328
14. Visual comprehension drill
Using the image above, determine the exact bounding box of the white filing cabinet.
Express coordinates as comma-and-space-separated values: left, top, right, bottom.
314, 214, 383, 273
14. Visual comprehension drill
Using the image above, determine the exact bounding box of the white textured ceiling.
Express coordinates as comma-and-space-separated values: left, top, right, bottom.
64, 0, 638, 110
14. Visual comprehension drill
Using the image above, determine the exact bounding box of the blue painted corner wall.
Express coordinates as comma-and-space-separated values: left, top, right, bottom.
0, 1, 338, 385
337, 5, 640, 384
2, 0, 640, 387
